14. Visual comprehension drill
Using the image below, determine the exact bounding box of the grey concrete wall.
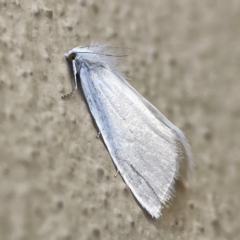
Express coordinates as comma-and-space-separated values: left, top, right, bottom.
0, 0, 239, 239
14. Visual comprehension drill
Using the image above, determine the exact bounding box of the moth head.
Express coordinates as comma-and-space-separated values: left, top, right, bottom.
68, 53, 76, 61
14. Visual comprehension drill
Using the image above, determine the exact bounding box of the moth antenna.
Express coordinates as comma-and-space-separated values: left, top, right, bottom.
92, 45, 132, 50
74, 51, 128, 57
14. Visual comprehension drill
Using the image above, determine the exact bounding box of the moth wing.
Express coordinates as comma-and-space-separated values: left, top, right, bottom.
116, 72, 193, 170
80, 63, 190, 218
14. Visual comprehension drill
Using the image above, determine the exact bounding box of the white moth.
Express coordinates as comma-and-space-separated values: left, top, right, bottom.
62, 44, 193, 218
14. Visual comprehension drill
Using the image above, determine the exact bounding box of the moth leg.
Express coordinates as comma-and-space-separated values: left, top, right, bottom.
61, 60, 78, 99
114, 169, 119, 178
96, 131, 101, 138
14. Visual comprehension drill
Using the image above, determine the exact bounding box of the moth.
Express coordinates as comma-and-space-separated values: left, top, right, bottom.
62, 44, 193, 218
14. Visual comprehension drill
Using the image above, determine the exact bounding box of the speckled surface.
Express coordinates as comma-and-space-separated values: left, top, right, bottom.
0, 0, 240, 239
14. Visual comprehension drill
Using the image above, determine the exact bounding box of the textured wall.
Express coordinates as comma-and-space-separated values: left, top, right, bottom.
0, 0, 240, 239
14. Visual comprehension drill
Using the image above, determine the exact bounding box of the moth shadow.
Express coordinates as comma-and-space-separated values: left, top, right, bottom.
62, 72, 101, 135
138, 177, 190, 226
